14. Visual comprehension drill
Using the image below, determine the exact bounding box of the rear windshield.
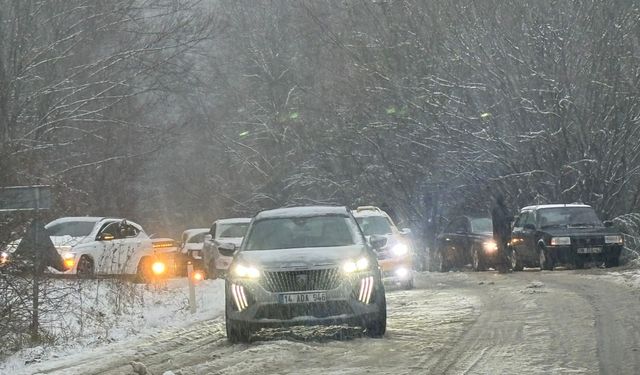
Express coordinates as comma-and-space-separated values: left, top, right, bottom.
216, 223, 249, 238
245, 215, 359, 250
537, 207, 603, 228
47, 221, 96, 237
187, 232, 207, 243
356, 216, 392, 236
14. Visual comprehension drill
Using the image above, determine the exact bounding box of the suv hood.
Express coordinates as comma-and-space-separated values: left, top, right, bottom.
236, 245, 366, 270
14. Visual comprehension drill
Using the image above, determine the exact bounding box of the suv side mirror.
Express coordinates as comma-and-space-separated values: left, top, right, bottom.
204, 234, 213, 242
603, 220, 613, 228
369, 235, 387, 250
218, 242, 237, 257
523, 223, 536, 231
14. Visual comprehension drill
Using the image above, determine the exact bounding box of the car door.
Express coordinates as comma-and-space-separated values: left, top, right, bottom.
117, 221, 144, 274
512, 211, 537, 264
95, 221, 123, 274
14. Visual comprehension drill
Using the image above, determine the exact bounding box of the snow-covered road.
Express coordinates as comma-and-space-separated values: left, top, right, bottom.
14, 269, 640, 375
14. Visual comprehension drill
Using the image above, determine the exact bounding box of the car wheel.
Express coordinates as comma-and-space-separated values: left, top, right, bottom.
365, 286, 387, 338
605, 253, 620, 268
511, 248, 524, 272
76, 255, 94, 278
134, 257, 153, 284
225, 295, 252, 343
539, 246, 554, 271
472, 247, 484, 272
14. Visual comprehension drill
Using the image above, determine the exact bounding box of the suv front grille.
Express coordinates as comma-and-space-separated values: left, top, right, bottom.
573, 237, 605, 247
260, 268, 342, 292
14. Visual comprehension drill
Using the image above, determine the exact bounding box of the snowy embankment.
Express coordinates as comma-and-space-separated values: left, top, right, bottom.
1, 278, 225, 373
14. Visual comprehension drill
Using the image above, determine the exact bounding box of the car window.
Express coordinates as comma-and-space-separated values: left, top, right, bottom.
188, 232, 206, 243
120, 224, 139, 238
537, 207, 602, 228
470, 218, 492, 233
245, 215, 359, 250
521, 212, 535, 227
47, 221, 96, 237
216, 222, 249, 238
355, 216, 392, 236
100, 222, 122, 239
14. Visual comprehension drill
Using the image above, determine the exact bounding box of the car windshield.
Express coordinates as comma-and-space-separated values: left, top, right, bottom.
187, 232, 207, 243
470, 218, 493, 233
356, 216, 392, 236
46, 221, 96, 237
217, 223, 249, 238
245, 215, 358, 250
537, 207, 603, 228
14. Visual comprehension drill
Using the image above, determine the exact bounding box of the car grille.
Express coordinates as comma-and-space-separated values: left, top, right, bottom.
254, 301, 352, 320
573, 237, 605, 247
260, 268, 342, 292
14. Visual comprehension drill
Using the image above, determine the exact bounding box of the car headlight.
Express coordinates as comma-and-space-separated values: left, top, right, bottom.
232, 264, 261, 278
0, 251, 9, 264
550, 237, 571, 246
482, 240, 498, 253
61, 252, 76, 269
343, 257, 370, 273
56, 245, 73, 252
605, 235, 623, 245
391, 243, 409, 256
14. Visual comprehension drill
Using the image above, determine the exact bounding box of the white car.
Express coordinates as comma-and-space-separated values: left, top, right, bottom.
202, 218, 251, 278
3, 217, 171, 281
179, 228, 209, 260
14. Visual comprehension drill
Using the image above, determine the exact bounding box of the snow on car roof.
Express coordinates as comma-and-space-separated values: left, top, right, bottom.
46, 216, 105, 226
182, 228, 209, 235
255, 206, 349, 220
215, 217, 251, 225
521, 203, 591, 211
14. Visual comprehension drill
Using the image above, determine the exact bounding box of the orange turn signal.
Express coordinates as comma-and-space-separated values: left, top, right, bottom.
151, 261, 166, 275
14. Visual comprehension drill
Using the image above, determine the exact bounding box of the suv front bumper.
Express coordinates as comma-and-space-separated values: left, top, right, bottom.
547, 244, 622, 262
226, 271, 383, 328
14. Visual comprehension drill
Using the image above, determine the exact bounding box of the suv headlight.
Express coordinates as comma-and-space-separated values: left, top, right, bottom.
232, 264, 260, 278
343, 257, 370, 273
0, 251, 9, 264
605, 235, 623, 245
391, 243, 409, 256
550, 237, 571, 246
482, 240, 498, 253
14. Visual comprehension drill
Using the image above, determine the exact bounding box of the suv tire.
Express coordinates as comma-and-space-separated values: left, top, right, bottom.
539, 246, 554, 271
510, 248, 524, 271
365, 287, 387, 338
225, 300, 252, 343
472, 246, 485, 271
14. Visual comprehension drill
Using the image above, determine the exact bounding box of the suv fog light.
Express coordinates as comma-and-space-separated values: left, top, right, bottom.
231, 283, 249, 311
358, 276, 374, 304
0, 251, 9, 264
605, 235, 623, 245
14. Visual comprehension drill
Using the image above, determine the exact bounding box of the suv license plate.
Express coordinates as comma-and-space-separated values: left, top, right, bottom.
278, 292, 327, 304
577, 247, 602, 254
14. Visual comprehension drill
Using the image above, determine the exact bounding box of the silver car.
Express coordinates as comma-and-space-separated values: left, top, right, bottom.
202, 217, 251, 278
224, 206, 387, 343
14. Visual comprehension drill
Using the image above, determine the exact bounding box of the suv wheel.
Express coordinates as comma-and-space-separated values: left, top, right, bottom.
225, 300, 252, 343
539, 246, 554, 271
472, 246, 484, 271
511, 248, 524, 272
364, 286, 387, 338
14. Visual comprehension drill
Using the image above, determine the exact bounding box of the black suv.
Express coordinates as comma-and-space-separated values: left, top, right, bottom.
510, 204, 623, 270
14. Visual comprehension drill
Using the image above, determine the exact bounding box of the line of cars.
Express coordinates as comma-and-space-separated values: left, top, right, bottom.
431, 203, 624, 272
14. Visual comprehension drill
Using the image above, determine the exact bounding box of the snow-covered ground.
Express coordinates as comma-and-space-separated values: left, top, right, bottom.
1, 278, 225, 374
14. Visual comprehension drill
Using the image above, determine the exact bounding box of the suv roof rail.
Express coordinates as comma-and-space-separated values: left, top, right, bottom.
355, 206, 382, 212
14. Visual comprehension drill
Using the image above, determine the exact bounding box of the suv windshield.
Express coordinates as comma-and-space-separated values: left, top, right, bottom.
470, 218, 493, 233
245, 215, 357, 250
356, 216, 392, 236
46, 221, 96, 237
537, 207, 603, 228
217, 223, 249, 238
